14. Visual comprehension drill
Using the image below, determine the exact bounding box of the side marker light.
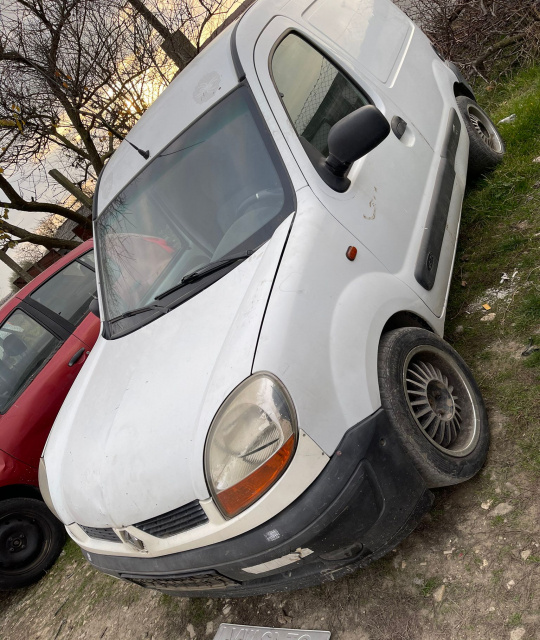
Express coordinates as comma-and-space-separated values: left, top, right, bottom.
346, 246, 357, 261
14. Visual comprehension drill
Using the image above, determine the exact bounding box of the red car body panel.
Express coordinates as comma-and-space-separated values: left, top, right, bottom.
73, 312, 101, 349
0, 239, 99, 491
0, 448, 36, 486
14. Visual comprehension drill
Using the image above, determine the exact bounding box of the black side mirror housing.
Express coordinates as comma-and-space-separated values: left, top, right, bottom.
327, 105, 391, 176
89, 297, 101, 319
301, 105, 390, 193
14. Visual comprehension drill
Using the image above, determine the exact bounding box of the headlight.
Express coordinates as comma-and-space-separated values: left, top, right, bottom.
205, 373, 297, 518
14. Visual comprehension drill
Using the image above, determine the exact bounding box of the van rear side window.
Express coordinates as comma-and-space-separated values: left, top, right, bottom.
272, 33, 369, 157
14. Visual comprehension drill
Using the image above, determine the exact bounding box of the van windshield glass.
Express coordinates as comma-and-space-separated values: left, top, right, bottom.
96, 86, 292, 324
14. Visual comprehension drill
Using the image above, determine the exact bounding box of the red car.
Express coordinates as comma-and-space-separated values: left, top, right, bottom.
0, 239, 99, 589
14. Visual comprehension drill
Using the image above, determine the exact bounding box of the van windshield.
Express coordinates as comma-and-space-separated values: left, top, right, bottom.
96, 86, 293, 329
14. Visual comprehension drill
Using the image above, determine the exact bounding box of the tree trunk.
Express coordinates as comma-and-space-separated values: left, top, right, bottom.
126, 0, 196, 69
49, 169, 93, 210
0, 249, 32, 283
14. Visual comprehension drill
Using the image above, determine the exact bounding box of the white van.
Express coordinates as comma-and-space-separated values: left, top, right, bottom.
40, 0, 504, 597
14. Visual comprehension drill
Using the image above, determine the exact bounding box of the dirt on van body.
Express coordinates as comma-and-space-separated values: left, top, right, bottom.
1, 64, 539, 640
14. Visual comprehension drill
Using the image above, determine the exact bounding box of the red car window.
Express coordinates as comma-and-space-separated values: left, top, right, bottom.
29, 252, 97, 326
0, 309, 61, 414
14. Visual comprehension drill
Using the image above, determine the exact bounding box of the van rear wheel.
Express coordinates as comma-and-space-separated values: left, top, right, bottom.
378, 328, 489, 488
457, 95, 505, 178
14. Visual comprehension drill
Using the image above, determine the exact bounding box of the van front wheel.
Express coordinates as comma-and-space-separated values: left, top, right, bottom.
378, 328, 489, 488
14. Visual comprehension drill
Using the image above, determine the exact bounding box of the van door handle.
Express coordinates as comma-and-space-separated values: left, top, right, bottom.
68, 348, 85, 367
391, 116, 408, 140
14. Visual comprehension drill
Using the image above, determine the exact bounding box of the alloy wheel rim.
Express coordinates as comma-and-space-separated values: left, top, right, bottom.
467, 104, 504, 153
403, 346, 480, 457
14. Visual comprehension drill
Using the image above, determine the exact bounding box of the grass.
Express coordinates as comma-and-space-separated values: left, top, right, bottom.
446, 64, 540, 475
508, 612, 523, 627
420, 576, 441, 597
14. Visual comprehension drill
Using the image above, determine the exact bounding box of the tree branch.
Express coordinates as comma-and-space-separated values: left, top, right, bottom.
472, 33, 527, 68
48, 169, 93, 209
0, 218, 80, 251
0, 174, 89, 225
0, 247, 32, 283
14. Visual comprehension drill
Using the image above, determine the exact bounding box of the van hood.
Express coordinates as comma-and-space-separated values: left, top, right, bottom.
43, 218, 292, 528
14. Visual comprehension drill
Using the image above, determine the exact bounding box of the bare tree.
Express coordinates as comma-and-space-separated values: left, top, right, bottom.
0, 0, 175, 253
396, 0, 540, 79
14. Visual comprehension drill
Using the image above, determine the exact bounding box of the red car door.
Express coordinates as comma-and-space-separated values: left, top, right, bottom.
0, 246, 100, 472
0, 307, 91, 469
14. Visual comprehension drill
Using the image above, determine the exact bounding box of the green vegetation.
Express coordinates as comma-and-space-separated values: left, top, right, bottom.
507, 612, 523, 627
447, 64, 540, 475
420, 576, 441, 597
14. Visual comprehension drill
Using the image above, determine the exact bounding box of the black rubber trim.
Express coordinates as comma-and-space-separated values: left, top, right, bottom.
230, 17, 246, 81
134, 501, 209, 538
80, 525, 120, 543
415, 109, 461, 291
17, 300, 71, 340
446, 61, 476, 101
91, 171, 103, 222
299, 137, 350, 193
22, 298, 76, 336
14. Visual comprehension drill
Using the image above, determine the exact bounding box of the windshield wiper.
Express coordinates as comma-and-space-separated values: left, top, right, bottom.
109, 303, 169, 324
154, 250, 254, 301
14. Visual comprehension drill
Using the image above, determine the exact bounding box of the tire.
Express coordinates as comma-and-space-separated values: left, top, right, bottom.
456, 95, 505, 178
378, 328, 489, 488
0, 497, 66, 590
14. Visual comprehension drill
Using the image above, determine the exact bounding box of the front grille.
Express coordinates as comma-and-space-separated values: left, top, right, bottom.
79, 525, 120, 542
122, 570, 238, 591
134, 500, 208, 538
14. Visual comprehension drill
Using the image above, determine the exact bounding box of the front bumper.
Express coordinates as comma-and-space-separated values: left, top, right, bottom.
83, 409, 433, 596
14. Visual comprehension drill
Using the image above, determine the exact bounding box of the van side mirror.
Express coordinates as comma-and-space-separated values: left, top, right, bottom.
324, 105, 391, 191
299, 105, 390, 193
89, 297, 100, 319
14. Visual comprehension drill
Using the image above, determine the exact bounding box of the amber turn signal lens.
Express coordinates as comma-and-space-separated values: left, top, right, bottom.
346, 246, 357, 261
217, 436, 295, 518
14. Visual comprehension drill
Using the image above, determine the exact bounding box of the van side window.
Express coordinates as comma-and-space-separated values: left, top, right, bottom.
271, 33, 370, 158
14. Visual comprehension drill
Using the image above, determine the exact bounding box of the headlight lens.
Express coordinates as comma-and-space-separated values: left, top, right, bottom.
205, 373, 297, 518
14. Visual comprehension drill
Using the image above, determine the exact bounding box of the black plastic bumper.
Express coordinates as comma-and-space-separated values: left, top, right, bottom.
83, 409, 433, 596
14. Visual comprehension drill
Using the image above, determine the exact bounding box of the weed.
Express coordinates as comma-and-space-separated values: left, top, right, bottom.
185, 598, 215, 627
420, 577, 441, 597
523, 350, 540, 369
491, 568, 504, 584
159, 593, 182, 613
507, 612, 523, 627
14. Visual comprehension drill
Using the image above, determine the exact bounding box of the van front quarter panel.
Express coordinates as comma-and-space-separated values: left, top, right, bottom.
253, 188, 442, 455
